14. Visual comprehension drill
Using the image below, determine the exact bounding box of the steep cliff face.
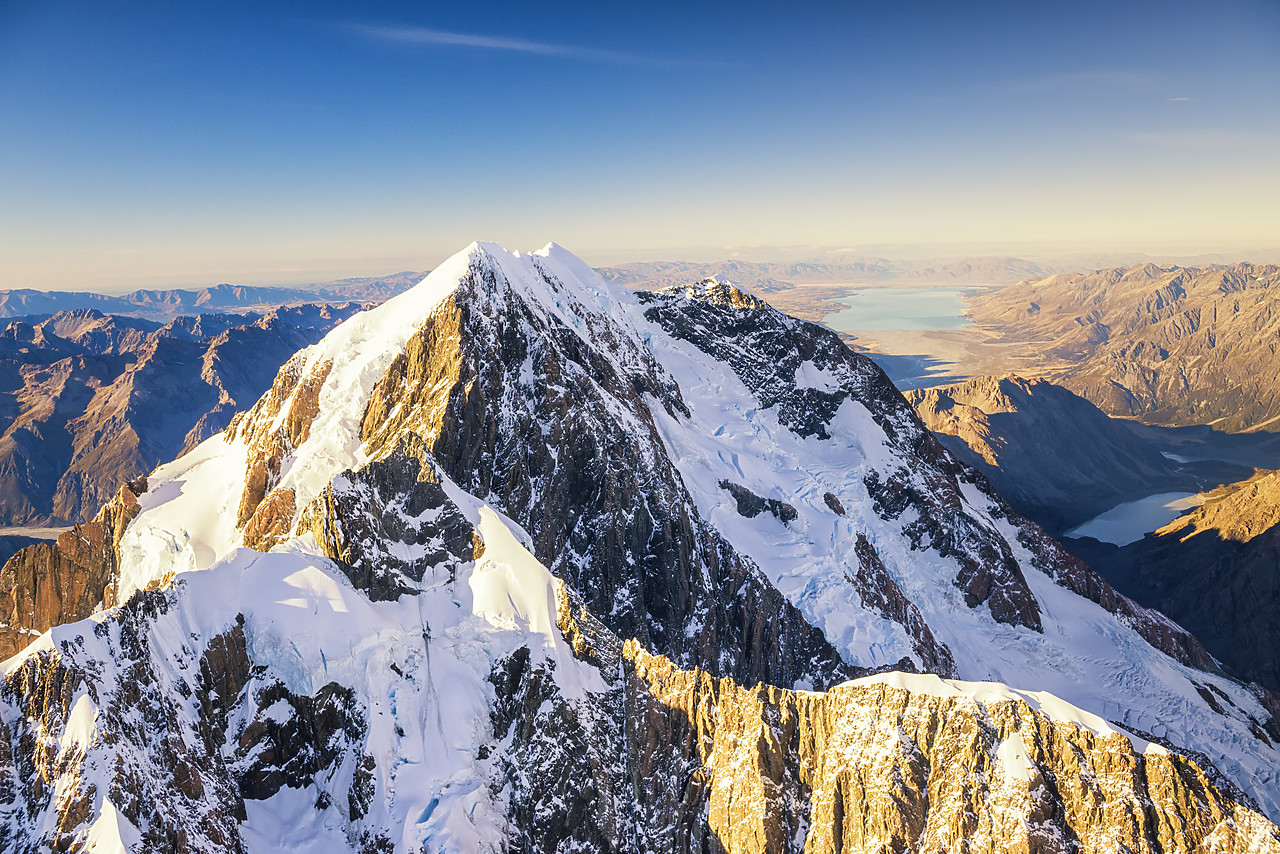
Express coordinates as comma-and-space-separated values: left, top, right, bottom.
0, 476, 147, 659
1, 242, 1277, 851
626, 646, 1280, 854
346, 264, 852, 690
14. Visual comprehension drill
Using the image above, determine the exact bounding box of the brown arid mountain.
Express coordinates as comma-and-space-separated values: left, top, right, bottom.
0, 303, 365, 526
1, 243, 1277, 851
1069, 469, 1280, 693
0, 477, 145, 659
966, 262, 1280, 432
906, 375, 1255, 533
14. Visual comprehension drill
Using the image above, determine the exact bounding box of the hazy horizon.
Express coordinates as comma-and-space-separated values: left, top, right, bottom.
6, 242, 1280, 296
3, 0, 1278, 291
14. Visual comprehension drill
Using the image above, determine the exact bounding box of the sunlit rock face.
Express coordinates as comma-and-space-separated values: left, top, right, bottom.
626, 645, 1280, 854
1, 243, 1277, 852
965, 262, 1280, 432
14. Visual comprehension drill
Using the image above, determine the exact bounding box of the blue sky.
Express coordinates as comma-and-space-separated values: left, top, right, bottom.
2, 0, 1278, 290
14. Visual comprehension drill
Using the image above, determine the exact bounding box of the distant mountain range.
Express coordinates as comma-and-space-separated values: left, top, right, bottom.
0, 304, 367, 525
967, 262, 1280, 432
0, 270, 425, 320
596, 256, 1057, 291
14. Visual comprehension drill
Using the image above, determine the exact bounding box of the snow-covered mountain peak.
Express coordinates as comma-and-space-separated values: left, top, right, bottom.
4, 240, 1280, 850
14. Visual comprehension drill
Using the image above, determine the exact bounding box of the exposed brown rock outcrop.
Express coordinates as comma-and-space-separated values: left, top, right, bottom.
231, 355, 332, 533
1160, 468, 1280, 544
1, 590, 250, 853
241, 487, 296, 553
625, 643, 1280, 854
719, 479, 798, 525
0, 476, 146, 660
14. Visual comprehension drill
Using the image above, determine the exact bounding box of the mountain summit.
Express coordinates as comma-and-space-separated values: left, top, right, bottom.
2, 242, 1278, 852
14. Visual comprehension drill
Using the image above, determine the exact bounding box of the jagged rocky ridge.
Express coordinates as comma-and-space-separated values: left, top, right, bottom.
1, 243, 1278, 851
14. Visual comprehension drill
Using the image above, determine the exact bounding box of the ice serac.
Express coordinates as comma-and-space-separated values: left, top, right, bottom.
1, 241, 1279, 852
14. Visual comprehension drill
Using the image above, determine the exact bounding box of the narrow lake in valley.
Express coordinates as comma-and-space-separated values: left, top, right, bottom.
1064, 492, 1201, 546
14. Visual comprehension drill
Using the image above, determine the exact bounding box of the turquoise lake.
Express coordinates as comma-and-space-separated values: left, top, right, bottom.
821, 287, 979, 332
1064, 492, 1200, 546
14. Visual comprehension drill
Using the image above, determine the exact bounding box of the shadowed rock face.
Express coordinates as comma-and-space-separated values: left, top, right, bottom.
347, 262, 854, 691
299, 437, 479, 602
904, 373, 1246, 675
966, 262, 1280, 432
0, 592, 250, 854
908, 375, 1203, 532
1015, 519, 1220, 673
641, 280, 1048, 633
848, 533, 956, 677
0, 601, 379, 854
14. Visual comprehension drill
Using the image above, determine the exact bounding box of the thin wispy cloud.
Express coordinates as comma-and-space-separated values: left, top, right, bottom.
1168, 97, 1192, 102
349, 23, 717, 68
